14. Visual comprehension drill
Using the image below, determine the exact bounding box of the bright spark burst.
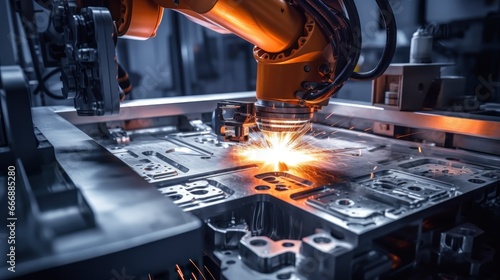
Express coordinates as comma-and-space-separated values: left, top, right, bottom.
235, 128, 328, 175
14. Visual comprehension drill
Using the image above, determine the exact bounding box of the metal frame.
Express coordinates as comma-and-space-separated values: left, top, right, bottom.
319, 99, 500, 140
55, 91, 256, 124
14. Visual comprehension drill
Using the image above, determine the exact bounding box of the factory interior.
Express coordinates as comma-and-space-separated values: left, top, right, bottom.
1, 0, 500, 279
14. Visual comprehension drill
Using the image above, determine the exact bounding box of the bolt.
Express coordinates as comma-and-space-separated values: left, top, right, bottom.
319, 64, 331, 75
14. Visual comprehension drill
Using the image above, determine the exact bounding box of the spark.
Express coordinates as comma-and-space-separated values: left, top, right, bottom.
189, 259, 207, 280
396, 131, 428, 139
418, 146, 422, 153
176, 264, 185, 280
373, 165, 378, 171
191, 272, 198, 280
204, 265, 216, 280
330, 118, 348, 127
364, 127, 373, 132
325, 112, 335, 119
148, 274, 152, 280
312, 131, 326, 137
234, 127, 329, 178
370, 172, 375, 179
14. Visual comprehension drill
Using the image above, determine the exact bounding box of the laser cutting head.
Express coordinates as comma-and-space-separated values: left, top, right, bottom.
255, 100, 315, 135
214, 100, 316, 142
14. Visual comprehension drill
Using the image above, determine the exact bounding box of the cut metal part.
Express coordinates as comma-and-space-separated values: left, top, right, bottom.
307, 183, 394, 219
239, 236, 301, 273
399, 158, 483, 178
158, 180, 234, 210
255, 172, 315, 191
356, 170, 458, 207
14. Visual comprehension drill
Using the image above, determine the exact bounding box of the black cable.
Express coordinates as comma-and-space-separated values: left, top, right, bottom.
349, 0, 397, 80
296, 0, 356, 101
294, 0, 397, 103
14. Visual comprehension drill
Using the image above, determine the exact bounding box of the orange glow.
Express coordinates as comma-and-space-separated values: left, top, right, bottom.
388, 253, 401, 269
235, 128, 330, 179
176, 264, 185, 280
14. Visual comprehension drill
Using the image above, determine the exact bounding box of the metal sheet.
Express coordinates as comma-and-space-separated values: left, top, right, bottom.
10, 104, 500, 279
5, 107, 204, 279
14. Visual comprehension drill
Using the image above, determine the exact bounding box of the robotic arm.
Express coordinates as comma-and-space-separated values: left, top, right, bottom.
44, 0, 397, 140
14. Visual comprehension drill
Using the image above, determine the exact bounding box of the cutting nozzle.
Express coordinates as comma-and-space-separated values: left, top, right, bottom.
255, 100, 315, 134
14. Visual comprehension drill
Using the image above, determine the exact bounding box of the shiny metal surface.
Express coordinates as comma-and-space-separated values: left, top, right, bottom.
97, 115, 500, 278
8, 101, 500, 279
55, 91, 256, 125
319, 99, 500, 140
255, 100, 314, 133
3, 107, 203, 279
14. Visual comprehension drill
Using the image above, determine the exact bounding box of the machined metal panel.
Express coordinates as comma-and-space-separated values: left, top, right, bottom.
1, 107, 204, 280
9, 103, 499, 279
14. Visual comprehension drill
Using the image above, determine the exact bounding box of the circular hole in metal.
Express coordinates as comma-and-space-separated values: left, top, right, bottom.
226, 260, 236, 265
250, 239, 268, 247
282, 242, 294, 248
191, 190, 209, 195
408, 186, 422, 191
446, 158, 460, 161
223, 251, 232, 255
468, 179, 486, 184
263, 177, 277, 182
336, 199, 354, 206
277, 273, 292, 279
201, 156, 211, 159
313, 237, 331, 244
255, 185, 270, 191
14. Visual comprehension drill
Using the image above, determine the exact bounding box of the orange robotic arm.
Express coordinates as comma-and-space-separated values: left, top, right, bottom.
82, 0, 396, 135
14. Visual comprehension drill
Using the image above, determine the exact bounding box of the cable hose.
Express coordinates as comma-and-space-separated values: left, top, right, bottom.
295, 0, 397, 102
296, 0, 356, 101
349, 0, 397, 80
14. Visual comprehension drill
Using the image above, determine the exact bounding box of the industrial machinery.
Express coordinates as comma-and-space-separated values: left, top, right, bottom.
19, 0, 396, 140
1, 0, 500, 280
